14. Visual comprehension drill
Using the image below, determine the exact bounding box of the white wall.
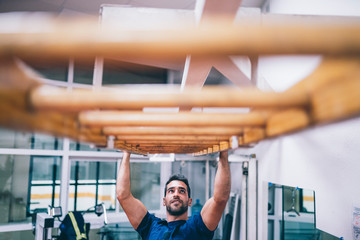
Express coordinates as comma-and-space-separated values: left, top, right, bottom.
242, 117, 360, 239
267, 0, 360, 17
247, 1, 360, 238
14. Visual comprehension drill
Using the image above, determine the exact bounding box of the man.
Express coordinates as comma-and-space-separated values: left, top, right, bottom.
117, 150, 230, 239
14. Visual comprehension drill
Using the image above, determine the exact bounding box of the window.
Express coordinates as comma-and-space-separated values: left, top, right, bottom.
0, 129, 62, 150
69, 141, 98, 151
267, 184, 316, 240
69, 141, 117, 152
22, 57, 69, 82
68, 160, 162, 213
31, 133, 63, 150
74, 58, 95, 85
28, 156, 61, 214
102, 59, 168, 85
69, 161, 117, 212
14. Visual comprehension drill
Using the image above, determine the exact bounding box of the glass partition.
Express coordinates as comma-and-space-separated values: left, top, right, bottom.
130, 161, 161, 210
267, 183, 317, 239
171, 160, 243, 240
172, 160, 207, 207
282, 186, 316, 239
267, 182, 339, 240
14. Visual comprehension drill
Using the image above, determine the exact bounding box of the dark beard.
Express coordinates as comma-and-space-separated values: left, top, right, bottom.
166, 201, 188, 216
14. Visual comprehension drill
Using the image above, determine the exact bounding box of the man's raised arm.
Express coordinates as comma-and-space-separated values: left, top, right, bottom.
116, 151, 147, 229
200, 150, 231, 231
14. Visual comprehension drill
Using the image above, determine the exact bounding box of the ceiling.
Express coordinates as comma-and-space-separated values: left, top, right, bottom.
0, 0, 266, 88
1, 0, 359, 157
0, 0, 266, 15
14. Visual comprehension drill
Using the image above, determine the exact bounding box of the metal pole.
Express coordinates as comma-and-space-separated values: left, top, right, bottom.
240, 161, 248, 240
247, 154, 258, 240
205, 159, 210, 200
60, 138, 70, 216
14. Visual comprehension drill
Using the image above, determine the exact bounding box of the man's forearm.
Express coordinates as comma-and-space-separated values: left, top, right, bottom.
116, 151, 132, 200
213, 151, 231, 203
115, 151, 148, 229
200, 151, 231, 231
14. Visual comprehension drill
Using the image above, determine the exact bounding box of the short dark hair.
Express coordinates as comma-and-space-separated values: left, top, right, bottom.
164, 174, 191, 198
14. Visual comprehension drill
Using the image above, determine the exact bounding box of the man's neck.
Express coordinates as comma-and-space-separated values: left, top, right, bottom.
166, 212, 188, 222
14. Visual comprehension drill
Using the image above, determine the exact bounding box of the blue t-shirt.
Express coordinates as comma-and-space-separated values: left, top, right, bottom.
136, 212, 214, 240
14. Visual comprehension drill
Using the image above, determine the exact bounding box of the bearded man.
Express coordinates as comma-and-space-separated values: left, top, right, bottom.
116, 151, 230, 240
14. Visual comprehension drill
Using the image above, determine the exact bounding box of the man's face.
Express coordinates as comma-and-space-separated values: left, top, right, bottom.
163, 180, 192, 216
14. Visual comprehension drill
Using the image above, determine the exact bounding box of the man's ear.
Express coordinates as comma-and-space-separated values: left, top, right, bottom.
188, 198, 192, 207
163, 197, 166, 206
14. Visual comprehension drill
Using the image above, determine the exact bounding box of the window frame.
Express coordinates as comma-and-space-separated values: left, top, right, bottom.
69, 160, 118, 212
27, 155, 61, 217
